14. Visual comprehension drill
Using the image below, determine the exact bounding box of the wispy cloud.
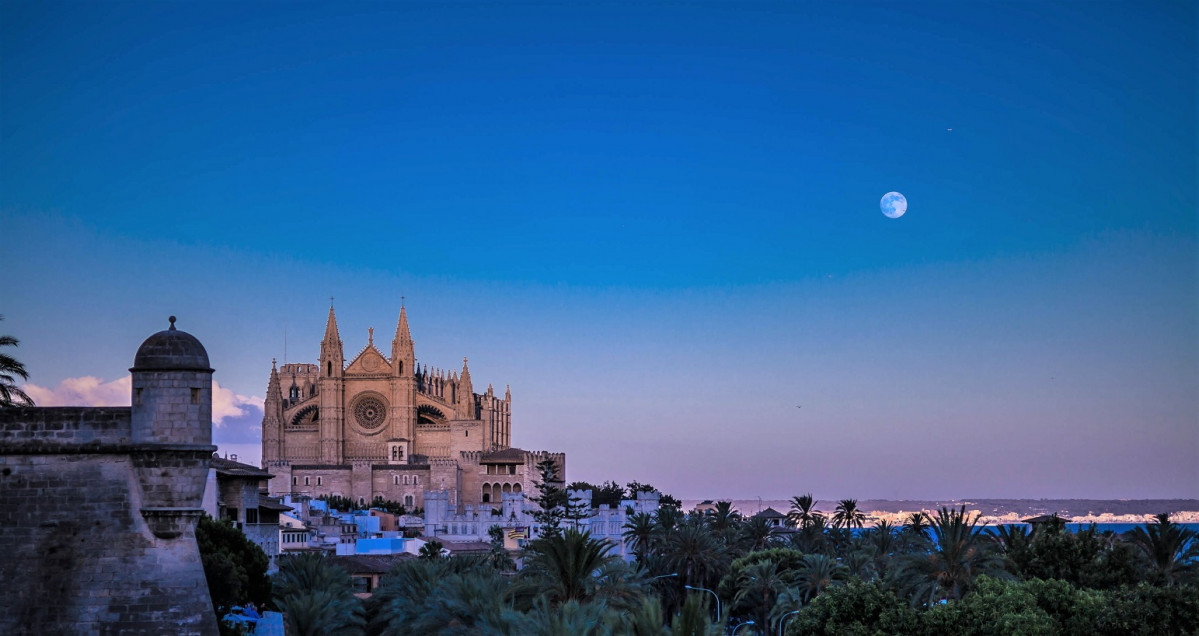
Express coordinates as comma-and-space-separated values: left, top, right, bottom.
22, 376, 264, 427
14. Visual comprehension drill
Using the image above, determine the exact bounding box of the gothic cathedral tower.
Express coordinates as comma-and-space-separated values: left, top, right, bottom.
318, 305, 345, 463
389, 306, 417, 460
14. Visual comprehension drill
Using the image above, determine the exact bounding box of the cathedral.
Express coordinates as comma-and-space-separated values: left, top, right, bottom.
261, 305, 564, 510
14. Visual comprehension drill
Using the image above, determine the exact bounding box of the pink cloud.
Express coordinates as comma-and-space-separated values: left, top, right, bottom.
22, 376, 263, 427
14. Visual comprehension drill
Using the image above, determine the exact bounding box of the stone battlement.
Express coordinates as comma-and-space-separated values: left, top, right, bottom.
0, 407, 132, 448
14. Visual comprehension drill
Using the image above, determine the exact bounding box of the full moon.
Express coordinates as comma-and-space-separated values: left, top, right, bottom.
881, 191, 907, 219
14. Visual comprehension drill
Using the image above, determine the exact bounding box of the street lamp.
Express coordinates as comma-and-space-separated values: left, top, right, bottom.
650, 573, 678, 581
779, 609, 801, 636
733, 620, 756, 635
683, 584, 721, 623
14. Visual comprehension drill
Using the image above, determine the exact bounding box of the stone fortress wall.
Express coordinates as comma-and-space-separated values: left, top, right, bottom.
0, 317, 219, 635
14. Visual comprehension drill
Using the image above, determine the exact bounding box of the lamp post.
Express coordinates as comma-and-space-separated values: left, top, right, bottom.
650, 572, 678, 582
779, 609, 801, 636
683, 584, 721, 623
733, 620, 756, 635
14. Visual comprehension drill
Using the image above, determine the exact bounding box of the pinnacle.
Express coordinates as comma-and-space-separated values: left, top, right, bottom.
323, 305, 341, 343
394, 305, 412, 343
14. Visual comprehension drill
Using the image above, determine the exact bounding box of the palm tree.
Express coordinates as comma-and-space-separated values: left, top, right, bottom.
623, 512, 657, 562
739, 516, 774, 554
370, 559, 450, 634
710, 501, 740, 532
900, 512, 931, 551
613, 596, 669, 636
787, 493, 821, 529
895, 506, 1007, 606
0, 316, 33, 407
865, 519, 898, 577
795, 554, 846, 603
1128, 513, 1199, 586
788, 514, 830, 555
521, 528, 625, 606
831, 499, 866, 530
664, 521, 729, 589
731, 561, 788, 630
515, 597, 620, 636
672, 591, 724, 636
273, 553, 364, 636
399, 567, 518, 635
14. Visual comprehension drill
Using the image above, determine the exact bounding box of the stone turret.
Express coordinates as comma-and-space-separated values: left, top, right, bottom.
130, 316, 213, 446
128, 316, 216, 540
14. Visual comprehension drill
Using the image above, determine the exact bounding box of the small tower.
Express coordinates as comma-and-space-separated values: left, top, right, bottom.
128, 316, 216, 543
129, 315, 213, 445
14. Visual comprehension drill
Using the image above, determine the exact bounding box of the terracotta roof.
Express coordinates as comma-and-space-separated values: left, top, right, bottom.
211, 456, 273, 479
753, 507, 786, 518
480, 447, 527, 463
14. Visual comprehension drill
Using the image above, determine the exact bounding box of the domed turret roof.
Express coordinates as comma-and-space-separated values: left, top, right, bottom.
131, 316, 212, 372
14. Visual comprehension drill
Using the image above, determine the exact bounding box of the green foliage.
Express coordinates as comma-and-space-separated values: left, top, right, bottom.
273, 553, 364, 636
318, 494, 355, 513
1128, 513, 1199, 586
895, 505, 1008, 605
370, 496, 408, 516
718, 547, 806, 601
567, 480, 627, 508
196, 513, 272, 616
519, 529, 640, 609
0, 315, 34, 407
786, 578, 919, 636
531, 459, 568, 538
922, 575, 1056, 635
672, 592, 724, 636
419, 539, 444, 560
999, 519, 1150, 590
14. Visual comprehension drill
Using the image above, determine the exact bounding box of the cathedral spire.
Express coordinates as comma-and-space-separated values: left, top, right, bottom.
457, 356, 474, 417
391, 305, 415, 376
322, 304, 341, 344
319, 304, 344, 377
265, 359, 281, 410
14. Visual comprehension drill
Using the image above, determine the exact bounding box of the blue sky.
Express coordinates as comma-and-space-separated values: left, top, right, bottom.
2, 1, 1195, 499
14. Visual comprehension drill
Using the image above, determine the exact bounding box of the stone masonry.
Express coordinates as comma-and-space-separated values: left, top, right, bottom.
0, 317, 219, 635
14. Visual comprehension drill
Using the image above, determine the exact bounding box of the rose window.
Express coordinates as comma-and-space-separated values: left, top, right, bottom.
353, 396, 387, 429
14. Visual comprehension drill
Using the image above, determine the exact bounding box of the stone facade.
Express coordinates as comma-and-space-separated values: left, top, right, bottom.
0, 318, 219, 635
262, 306, 564, 510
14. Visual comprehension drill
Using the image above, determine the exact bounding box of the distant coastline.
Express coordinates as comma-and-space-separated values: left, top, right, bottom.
681, 498, 1199, 526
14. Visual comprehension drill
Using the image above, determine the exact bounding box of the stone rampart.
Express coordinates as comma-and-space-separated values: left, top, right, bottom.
0, 318, 220, 635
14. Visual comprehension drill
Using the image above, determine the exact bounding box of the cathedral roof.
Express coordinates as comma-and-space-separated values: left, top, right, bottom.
481, 447, 527, 463
131, 316, 212, 372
